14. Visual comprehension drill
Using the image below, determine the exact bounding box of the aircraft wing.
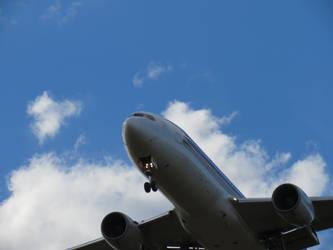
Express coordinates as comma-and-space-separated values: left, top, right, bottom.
310, 196, 333, 231
66, 210, 201, 250
66, 238, 112, 250
138, 210, 200, 247
231, 196, 333, 235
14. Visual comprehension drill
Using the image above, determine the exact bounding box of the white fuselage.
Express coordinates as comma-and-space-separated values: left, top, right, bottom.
122, 113, 265, 250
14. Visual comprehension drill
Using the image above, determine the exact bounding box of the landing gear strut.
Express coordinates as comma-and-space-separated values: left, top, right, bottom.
140, 157, 159, 193
144, 171, 158, 193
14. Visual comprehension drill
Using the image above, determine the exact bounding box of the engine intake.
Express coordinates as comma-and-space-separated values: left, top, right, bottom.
272, 183, 315, 227
101, 212, 127, 239
101, 212, 144, 250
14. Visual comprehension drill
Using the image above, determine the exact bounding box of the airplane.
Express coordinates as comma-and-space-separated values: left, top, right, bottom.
68, 112, 333, 250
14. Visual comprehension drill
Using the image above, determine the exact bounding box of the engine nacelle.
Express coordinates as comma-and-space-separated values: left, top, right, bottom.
272, 183, 315, 227
101, 212, 144, 250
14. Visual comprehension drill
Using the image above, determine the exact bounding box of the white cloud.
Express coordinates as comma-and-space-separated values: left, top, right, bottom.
27, 91, 82, 144
74, 133, 86, 151
282, 155, 328, 195
220, 111, 239, 125
162, 101, 329, 197
41, 0, 83, 25
147, 62, 172, 80
0, 153, 171, 250
132, 62, 173, 87
133, 72, 144, 87
0, 101, 330, 249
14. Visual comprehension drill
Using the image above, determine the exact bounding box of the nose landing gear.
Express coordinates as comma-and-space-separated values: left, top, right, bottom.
140, 156, 159, 193
151, 181, 158, 192
144, 173, 158, 193
144, 182, 152, 193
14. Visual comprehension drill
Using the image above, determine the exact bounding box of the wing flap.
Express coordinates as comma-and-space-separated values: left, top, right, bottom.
282, 226, 319, 250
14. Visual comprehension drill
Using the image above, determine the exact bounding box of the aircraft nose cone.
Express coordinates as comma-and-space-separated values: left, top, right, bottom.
122, 116, 155, 154
122, 117, 140, 145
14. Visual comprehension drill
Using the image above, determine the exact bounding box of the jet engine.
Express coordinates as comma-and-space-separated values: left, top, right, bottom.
272, 183, 315, 227
101, 212, 145, 250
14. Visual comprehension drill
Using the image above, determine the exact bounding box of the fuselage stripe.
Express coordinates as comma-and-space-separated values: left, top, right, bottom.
184, 136, 245, 198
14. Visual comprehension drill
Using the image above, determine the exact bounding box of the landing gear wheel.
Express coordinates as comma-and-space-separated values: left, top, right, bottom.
144, 182, 151, 193
151, 181, 158, 192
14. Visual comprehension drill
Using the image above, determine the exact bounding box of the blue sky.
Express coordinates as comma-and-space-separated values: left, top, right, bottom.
1, 0, 333, 249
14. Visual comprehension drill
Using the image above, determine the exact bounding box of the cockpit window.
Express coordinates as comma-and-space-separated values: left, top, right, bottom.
132, 112, 155, 121
133, 112, 145, 117
145, 114, 155, 121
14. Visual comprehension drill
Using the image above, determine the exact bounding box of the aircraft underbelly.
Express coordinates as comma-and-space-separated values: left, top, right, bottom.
150, 142, 265, 250
184, 215, 263, 250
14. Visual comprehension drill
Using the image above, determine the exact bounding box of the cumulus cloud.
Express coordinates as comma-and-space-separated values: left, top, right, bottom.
41, 0, 82, 25
0, 101, 330, 249
162, 101, 329, 196
27, 91, 82, 144
133, 62, 173, 87
0, 153, 171, 250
